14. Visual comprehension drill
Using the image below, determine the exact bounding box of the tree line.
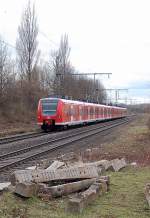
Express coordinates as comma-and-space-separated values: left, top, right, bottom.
0, 1, 106, 121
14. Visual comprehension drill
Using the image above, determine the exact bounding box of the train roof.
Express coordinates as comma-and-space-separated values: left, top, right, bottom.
40, 98, 127, 110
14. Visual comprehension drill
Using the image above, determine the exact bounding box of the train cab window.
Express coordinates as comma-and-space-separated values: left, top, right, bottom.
41, 99, 58, 115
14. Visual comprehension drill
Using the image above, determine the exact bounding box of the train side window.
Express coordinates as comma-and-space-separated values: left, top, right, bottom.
68, 107, 71, 116
64, 104, 69, 115
90, 107, 94, 115
95, 107, 99, 116
105, 108, 107, 116
86, 107, 88, 116
71, 107, 76, 116
101, 108, 103, 115
84, 107, 88, 116
80, 107, 84, 116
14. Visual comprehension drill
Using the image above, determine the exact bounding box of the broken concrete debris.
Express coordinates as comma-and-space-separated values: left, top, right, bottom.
110, 158, 127, 172
66, 181, 103, 214
45, 160, 65, 171
38, 178, 97, 198
15, 182, 40, 198
130, 162, 137, 167
10, 164, 99, 185
144, 183, 150, 207
26, 166, 37, 170
14, 178, 97, 198
0, 182, 11, 191
8, 147, 129, 213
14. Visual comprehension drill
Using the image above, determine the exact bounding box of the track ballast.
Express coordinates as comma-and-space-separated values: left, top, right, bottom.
0, 117, 133, 180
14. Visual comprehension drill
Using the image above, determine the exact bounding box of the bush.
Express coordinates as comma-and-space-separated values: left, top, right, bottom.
147, 117, 150, 130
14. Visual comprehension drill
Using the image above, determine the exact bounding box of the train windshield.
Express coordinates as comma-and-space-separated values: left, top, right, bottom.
41, 99, 58, 115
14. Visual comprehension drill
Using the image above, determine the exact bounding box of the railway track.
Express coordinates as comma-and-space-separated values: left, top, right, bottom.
0, 117, 132, 173
0, 131, 46, 145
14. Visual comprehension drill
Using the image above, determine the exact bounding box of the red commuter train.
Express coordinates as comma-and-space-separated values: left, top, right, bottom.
37, 98, 127, 131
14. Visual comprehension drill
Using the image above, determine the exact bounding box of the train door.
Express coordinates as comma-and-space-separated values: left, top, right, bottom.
109, 108, 111, 118
71, 104, 74, 122
74, 105, 78, 121
101, 107, 103, 119
106, 108, 108, 118
93, 107, 96, 120
110, 108, 112, 119
96, 107, 98, 120
85, 106, 88, 121
103, 107, 105, 119
87, 107, 90, 120
79, 105, 82, 121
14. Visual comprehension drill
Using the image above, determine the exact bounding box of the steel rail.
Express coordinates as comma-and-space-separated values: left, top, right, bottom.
0, 119, 121, 145
0, 117, 132, 172
0, 115, 134, 145
0, 131, 46, 145
0, 118, 128, 160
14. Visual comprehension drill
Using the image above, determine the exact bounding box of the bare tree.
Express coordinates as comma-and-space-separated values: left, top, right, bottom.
16, 1, 39, 84
50, 34, 107, 103
0, 37, 9, 100
51, 34, 72, 96
59, 34, 71, 75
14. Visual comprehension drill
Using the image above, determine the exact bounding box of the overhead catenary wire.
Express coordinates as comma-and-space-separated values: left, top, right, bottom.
0, 30, 59, 51
39, 30, 59, 47
0, 39, 16, 50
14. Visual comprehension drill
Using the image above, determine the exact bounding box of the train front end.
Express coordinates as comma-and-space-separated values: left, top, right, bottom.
37, 98, 60, 131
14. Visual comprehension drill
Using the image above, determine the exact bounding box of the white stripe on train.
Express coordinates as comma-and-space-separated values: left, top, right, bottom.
55, 116, 123, 125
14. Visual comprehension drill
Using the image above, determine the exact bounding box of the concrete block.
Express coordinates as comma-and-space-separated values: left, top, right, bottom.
145, 183, 150, 207
96, 160, 112, 170
41, 178, 96, 198
110, 158, 127, 171
14, 182, 41, 197
0, 182, 11, 191
26, 166, 37, 170
98, 179, 108, 194
46, 160, 65, 171
11, 165, 99, 185
66, 182, 100, 214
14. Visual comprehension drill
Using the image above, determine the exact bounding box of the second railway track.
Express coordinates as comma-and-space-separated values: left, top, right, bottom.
0, 131, 46, 145
0, 117, 133, 173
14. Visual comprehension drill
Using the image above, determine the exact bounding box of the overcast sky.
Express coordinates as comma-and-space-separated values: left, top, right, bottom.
0, 0, 150, 103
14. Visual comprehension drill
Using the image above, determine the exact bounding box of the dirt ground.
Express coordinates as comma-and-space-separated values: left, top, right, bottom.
0, 119, 37, 137
94, 113, 150, 166
46, 113, 150, 167
0, 113, 150, 218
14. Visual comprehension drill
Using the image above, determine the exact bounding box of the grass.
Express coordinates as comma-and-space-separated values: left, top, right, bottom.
0, 113, 150, 217
98, 114, 150, 163
0, 167, 150, 218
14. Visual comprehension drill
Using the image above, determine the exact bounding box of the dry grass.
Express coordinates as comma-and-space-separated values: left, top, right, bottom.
0, 113, 150, 217
0, 111, 37, 137
0, 167, 150, 218
95, 114, 150, 166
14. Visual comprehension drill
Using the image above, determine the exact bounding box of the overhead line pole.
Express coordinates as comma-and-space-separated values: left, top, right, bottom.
98, 89, 128, 105
56, 72, 112, 84
56, 72, 112, 102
